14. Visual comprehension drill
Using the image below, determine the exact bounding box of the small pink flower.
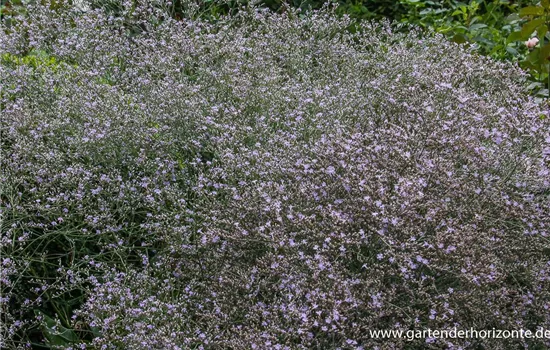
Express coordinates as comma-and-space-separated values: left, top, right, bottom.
526, 37, 539, 49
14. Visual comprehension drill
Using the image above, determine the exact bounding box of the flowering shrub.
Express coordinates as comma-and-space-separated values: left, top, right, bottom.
1, 1, 550, 348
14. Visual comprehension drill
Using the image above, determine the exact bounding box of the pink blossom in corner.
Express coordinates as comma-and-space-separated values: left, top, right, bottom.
526, 37, 539, 49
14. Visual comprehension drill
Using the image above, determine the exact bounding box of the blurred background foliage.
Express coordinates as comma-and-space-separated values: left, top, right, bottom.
0, 0, 547, 92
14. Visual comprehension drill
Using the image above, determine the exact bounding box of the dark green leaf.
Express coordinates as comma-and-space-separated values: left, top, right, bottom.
537, 24, 548, 41
540, 42, 550, 62
527, 47, 542, 64
472, 36, 494, 46
521, 18, 545, 38
507, 30, 527, 43
35, 311, 79, 346
521, 60, 538, 71
451, 33, 468, 44
506, 46, 519, 55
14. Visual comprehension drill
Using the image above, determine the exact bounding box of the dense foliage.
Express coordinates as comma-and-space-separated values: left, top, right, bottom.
2, 1, 550, 349
0, 1, 542, 57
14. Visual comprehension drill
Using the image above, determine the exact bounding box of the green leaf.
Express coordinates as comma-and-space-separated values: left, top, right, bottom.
91, 326, 102, 338
521, 18, 545, 38
469, 23, 488, 31
538, 24, 548, 41
470, 16, 481, 25
543, 0, 550, 9
527, 82, 544, 90
451, 33, 468, 44
519, 6, 544, 17
540, 42, 550, 62
521, 60, 538, 71
451, 9, 464, 16
527, 47, 542, 65
506, 46, 519, 55
505, 13, 521, 22
35, 311, 79, 346
453, 25, 469, 31
472, 36, 494, 46
507, 30, 527, 43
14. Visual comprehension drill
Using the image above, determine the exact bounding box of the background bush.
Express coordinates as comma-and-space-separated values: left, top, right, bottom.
2, 1, 550, 349
0, 1, 542, 67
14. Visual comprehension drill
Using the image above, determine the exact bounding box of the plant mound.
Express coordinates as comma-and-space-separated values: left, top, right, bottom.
1, 2, 550, 349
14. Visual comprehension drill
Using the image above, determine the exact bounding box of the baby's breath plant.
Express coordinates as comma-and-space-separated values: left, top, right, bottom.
1, 1, 550, 348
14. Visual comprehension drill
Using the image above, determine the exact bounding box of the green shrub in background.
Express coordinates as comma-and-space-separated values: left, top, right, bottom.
0, 0, 538, 56
2, 0, 549, 95
396, 0, 521, 59
335, 0, 407, 20
392, 0, 550, 98
507, 0, 550, 100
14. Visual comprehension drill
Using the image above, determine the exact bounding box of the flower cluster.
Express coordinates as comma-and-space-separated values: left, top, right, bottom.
1, 1, 550, 349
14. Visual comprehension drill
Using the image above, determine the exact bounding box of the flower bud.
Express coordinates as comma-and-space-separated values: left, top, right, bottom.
526, 37, 540, 49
